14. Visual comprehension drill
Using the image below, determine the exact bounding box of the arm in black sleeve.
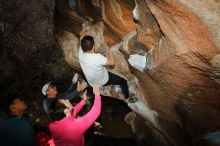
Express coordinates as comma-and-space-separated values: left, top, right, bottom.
57, 82, 79, 102
67, 82, 77, 91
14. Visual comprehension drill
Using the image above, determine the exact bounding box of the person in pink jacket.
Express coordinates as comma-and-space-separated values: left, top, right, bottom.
48, 85, 101, 146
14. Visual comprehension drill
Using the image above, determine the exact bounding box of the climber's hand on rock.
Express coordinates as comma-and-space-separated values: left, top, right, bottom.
80, 31, 84, 36
80, 31, 85, 40
110, 43, 122, 52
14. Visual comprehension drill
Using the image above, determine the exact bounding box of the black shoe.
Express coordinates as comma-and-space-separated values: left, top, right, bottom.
124, 96, 137, 103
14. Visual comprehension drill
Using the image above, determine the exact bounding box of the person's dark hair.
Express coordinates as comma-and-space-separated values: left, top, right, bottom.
0, 94, 24, 115
81, 36, 94, 52
49, 81, 56, 88
48, 100, 66, 122
47, 81, 57, 91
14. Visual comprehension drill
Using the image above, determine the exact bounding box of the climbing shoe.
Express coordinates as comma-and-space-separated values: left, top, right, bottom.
124, 96, 137, 103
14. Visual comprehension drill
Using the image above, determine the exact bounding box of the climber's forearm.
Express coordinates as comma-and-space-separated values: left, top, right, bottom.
106, 49, 115, 66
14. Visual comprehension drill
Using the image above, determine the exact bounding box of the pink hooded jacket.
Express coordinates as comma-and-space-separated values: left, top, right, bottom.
49, 95, 101, 146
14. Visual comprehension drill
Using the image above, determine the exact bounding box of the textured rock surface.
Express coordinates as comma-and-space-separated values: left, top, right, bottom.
0, 0, 75, 97
0, 0, 77, 126
55, 0, 220, 146
1, 0, 220, 146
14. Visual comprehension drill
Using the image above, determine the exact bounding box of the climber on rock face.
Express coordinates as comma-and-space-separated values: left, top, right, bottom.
79, 35, 137, 103
41, 73, 88, 120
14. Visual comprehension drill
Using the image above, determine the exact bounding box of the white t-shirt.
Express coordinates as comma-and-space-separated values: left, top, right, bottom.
79, 47, 109, 86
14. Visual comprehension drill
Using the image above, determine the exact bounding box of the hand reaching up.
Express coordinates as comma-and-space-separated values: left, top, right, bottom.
77, 81, 88, 92
93, 85, 100, 96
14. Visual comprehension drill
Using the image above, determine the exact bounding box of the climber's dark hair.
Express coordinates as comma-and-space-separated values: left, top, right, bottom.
48, 99, 66, 122
81, 36, 94, 52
